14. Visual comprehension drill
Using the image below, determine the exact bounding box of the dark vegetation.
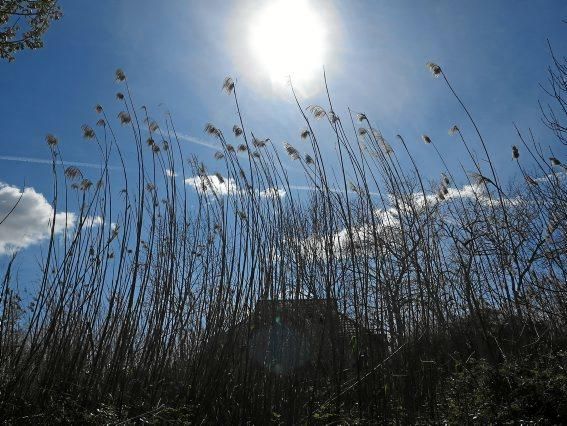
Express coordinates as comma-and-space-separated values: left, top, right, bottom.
0, 0, 62, 62
1, 45, 567, 424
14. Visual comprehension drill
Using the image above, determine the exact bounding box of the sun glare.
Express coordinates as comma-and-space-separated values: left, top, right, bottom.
248, 0, 327, 94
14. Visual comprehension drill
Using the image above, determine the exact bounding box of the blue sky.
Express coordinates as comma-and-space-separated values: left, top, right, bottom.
1, 0, 567, 265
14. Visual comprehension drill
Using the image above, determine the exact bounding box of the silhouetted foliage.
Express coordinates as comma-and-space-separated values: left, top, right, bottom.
0, 0, 62, 62
0, 44, 566, 423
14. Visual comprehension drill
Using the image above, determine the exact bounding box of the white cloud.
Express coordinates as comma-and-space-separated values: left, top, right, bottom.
185, 174, 286, 199
165, 169, 178, 177
533, 171, 566, 183
80, 215, 104, 228
0, 182, 76, 255
185, 175, 239, 196
259, 187, 286, 198
295, 182, 527, 258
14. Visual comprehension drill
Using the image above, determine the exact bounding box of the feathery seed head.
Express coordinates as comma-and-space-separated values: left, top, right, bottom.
252, 136, 266, 148
284, 142, 300, 160
550, 157, 561, 166
149, 121, 159, 132
118, 111, 131, 125
448, 125, 460, 136
372, 129, 385, 143
307, 105, 326, 119
380, 140, 393, 155
426, 62, 442, 77
204, 123, 221, 137
115, 69, 126, 82
421, 134, 432, 144
214, 151, 225, 160
232, 125, 243, 137
81, 125, 95, 139
469, 172, 493, 186
329, 110, 339, 123
116, 92, 124, 100
512, 145, 519, 159
300, 129, 310, 139
64, 166, 82, 180
46, 134, 58, 147
95, 104, 103, 114
222, 77, 235, 94
525, 175, 538, 186
80, 179, 93, 191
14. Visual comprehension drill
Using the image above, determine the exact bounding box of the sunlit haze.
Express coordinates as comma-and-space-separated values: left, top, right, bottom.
248, 0, 327, 94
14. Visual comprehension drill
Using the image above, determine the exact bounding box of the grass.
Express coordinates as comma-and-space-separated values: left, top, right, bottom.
0, 50, 566, 423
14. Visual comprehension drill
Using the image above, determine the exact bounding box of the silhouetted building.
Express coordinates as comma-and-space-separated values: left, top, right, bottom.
210, 298, 386, 377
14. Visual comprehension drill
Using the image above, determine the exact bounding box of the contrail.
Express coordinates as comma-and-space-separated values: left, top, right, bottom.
288, 184, 382, 196
171, 132, 219, 151
175, 132, 301, 173
0, 155, 121, 170
1, 131, 218, 171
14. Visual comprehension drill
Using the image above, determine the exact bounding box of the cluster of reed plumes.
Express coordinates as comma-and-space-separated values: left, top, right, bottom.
0, 54, 566, 423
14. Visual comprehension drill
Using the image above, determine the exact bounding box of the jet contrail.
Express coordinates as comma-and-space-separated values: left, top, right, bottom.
288, 184, 383, 196
171, 132, 219, 151
0, 155, 121, 170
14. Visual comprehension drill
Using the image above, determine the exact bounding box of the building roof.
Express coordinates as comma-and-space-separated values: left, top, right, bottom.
216, 298, 385, 375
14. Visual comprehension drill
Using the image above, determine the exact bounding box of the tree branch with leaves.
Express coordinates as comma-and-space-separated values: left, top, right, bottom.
0, 0, 62, 62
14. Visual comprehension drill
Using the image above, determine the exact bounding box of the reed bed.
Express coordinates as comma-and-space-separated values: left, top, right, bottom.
1, 55, 566, 423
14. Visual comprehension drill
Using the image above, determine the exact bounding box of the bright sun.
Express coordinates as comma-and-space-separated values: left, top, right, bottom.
248, 0, 327, 93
